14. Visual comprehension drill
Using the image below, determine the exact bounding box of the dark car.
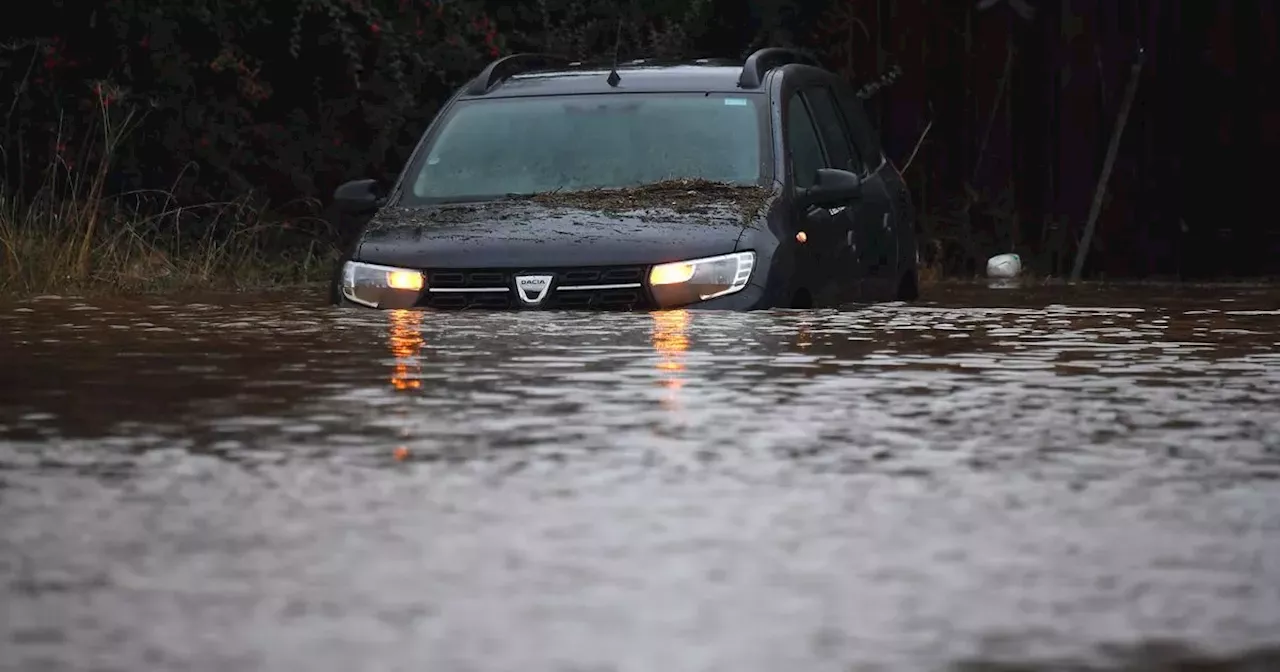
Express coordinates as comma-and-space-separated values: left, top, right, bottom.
330, 48, 919, 311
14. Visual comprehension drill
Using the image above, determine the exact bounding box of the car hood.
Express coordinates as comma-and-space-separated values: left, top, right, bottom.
354, 194, 768, 269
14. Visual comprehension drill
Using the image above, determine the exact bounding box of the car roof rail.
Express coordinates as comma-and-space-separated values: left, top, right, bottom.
465, 53, 575, 95
737, 47, 822, 88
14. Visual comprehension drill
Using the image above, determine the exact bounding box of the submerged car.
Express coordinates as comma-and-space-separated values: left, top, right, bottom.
330, 48, 918, 311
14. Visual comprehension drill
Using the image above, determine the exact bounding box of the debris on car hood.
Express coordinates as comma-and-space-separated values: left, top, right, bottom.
515, 178, 774, 221
357, 193, 757, 269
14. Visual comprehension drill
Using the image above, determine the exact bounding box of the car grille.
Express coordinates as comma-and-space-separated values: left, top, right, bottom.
417, 265, 653, 310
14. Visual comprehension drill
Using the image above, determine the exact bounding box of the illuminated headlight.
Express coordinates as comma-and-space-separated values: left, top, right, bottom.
341, 260, 425, 308
648, 251, 754, 306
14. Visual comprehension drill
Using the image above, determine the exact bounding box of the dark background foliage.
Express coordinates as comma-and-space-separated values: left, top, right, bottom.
4, 0, 1278, 279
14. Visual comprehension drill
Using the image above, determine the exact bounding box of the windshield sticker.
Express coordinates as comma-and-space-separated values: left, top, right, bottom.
724, 98, 749, 106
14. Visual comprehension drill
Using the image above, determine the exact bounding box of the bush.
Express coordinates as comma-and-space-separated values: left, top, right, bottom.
5, 0, 516, 205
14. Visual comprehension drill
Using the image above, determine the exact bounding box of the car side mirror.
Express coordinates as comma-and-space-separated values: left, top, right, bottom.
797, 168, 862, 209
334, 178, 385, 214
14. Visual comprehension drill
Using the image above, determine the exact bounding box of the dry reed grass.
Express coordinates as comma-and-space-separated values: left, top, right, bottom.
0, 97, 336, 297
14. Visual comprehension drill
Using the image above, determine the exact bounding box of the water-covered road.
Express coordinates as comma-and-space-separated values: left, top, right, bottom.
2, 283, 1278, 671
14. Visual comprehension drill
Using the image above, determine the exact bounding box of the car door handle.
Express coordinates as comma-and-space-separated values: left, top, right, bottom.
806, 205, 832, 221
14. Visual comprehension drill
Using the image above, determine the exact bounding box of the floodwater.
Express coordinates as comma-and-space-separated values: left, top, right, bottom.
1, 282, 1279, 672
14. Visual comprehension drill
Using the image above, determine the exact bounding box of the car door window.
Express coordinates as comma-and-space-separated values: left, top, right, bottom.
786, 92, 826, 189
802, 85, 861, 175
832, 81, 883, 173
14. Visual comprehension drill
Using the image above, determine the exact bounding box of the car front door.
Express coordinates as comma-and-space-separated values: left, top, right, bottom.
830, 80, 899, 300
798, 83, 883, 303
784, 87, 849, 307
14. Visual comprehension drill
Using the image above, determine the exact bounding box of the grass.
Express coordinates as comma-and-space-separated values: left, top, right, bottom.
1, 100, 338, 298
0, 189, 339, 297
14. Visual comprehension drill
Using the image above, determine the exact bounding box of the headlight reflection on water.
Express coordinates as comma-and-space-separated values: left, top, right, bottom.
650, 309, 690, 410
387, 309, 424, 391
380, 308, 689, 411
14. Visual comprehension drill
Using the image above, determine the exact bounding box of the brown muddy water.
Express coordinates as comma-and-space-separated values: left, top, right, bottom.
1, 282, 1279, 672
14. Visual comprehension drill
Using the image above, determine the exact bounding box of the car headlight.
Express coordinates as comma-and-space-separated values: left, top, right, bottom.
341, 260, 425, 308
648, 251, 755, 306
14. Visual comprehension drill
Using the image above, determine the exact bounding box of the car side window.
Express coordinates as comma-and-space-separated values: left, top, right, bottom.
801, 85, 861, 175
832, 81, 883, 173
786, 92, 826, 189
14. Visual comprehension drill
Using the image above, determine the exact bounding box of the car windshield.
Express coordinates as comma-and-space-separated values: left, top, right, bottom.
404, 92, 767, 203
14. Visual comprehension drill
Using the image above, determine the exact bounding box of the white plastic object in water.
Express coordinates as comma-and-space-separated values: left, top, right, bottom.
986, 253, 1022, 278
